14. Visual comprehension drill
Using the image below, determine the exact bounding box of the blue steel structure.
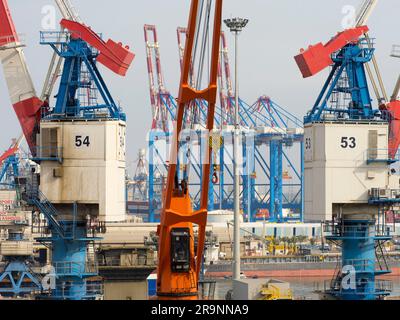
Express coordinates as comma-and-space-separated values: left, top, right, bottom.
22, 185, 102, 300
0, 154, 19, 188
38, 31, 125, 121
304, 38, 377, 124
243, 97, 304, 222
304, 36, 394, 300
21, 29, 127, 300
144, 25, 304, 223
0, 152, 43, 298
147, 93, 304, 223
0, 229, 42, 298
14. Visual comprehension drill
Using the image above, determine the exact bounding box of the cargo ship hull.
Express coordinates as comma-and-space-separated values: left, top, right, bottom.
205, 259, 400, 278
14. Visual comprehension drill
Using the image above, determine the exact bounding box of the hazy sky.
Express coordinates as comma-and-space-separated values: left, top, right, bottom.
0, 0, 399, 172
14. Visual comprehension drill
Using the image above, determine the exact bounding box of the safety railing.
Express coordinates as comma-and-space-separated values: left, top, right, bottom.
85, 281, 104, 298
98, 256, 157, 267
40, 31, 100, 56
65, 106, 111, 118
324, 222, 375, 238
324, 278, 392, 295
375, 279, 393, 293
369, 187, 400, 204
20, 183, 67, 238
324, 220, 394, 238
375, 224, 395, 237
342, 259, 374, 272
31, 146, 63, 163
331, 37, 375, 65
0, 34, 25, 49
40, 31, 71, 44
47, 280, 104, 299
53, 260, 98, 276
98, 257, 120, 267
43, 104, 113, 120
365, 149, 399, 164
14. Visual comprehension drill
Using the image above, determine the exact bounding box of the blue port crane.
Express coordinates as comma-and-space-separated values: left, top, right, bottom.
295, 0, 395, 300
0, 0, 134, 300
26, 18, 133, 299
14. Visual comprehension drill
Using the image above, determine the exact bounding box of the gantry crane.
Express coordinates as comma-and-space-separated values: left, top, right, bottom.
156, 0, 222, 299
144, 24, 175, 132
144, 24, 178, 222
130, 148, 149, 203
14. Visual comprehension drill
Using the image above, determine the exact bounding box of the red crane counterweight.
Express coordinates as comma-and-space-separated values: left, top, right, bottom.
60, 19, 135, 76
380, 100, 400, 159
295, 25, 369, 78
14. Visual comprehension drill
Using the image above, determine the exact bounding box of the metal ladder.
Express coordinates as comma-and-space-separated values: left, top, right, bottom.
23, 182, 66, 238
329, 259, 343, 292
375, 240, 390, 272
86, 242, 98, 274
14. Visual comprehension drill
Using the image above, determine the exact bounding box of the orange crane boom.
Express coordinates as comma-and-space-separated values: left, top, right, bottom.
156, 0, 223, 299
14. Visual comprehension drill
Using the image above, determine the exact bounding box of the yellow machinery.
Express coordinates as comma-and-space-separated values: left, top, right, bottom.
258, 284, 293, 300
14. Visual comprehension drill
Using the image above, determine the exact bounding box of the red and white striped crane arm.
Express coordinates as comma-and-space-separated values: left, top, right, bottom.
0, 0, 42, 152
219, 31, 234, 124
144, 24, 169, 131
